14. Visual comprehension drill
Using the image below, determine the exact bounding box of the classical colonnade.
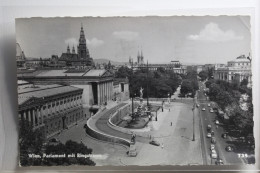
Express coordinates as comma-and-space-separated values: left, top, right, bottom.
19, 93, 82, 129
97, 81, 113, 105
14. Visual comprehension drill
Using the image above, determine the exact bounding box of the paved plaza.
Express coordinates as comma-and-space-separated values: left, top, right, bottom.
54, 101, 203, 166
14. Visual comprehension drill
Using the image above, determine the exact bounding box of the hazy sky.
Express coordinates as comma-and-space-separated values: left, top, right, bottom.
16, 16, 250, 64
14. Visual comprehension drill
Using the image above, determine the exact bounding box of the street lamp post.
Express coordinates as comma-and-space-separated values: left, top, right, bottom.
192, 105, 195, 141
146, 60, 149, 106
192, 97, 195, 141
132, 93, 136, 116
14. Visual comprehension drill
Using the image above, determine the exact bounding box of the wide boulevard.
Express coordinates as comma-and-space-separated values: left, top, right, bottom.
197, 81, 244, 165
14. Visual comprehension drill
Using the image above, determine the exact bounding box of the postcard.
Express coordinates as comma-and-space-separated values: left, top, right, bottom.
16, 16, 254, 166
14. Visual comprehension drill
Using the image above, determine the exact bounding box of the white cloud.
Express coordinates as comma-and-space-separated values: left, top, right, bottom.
65, 37, 78, 46
87, 38, 104, 47
113, 31, 139, 41
187, 23, 244, 42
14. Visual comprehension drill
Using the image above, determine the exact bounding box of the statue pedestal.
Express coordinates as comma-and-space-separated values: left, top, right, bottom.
128, 142, 137, 157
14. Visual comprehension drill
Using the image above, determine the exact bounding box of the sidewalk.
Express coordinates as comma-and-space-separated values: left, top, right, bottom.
120, 102, 203, 165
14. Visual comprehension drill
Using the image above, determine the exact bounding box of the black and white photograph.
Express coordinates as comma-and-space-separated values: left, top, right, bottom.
15, 16, 255, 166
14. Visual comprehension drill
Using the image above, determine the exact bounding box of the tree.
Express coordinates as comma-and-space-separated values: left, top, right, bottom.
115, 66, 133, 78
157, 67, 166, 74
241, 78, 248, 86
19, 120, 95, 166
198, 70, 208, 81
207, 67, 214, 79
208, 83, 221, 101
205, 79, 216, 88
19, 120, 45, 166
180, 80, 193, 97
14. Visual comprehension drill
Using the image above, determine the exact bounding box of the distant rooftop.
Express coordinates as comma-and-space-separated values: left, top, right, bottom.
18, 69, 109, 78
229, 55, 250, 63
37, 70, 84, 76
18, 84, 60, 94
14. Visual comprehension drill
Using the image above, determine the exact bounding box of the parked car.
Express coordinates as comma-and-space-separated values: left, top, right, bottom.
211, 137, 216, 144
211, 130, 214, 136
48, 138, 60, 146
149, 140, 160, 146
207, 132, 212, 138
222, 133, 227, 139
210, 144, 215, 150
208, 103, 211, 107
215, 120, 220, 125
207, 124, 212, 131
196, 104, 200, 108
213, 107, 218, 112
211, 149, 218, 159
225, 146, 234, 152
215, 158, 224, 165
210, 108, 214, 113
49, 138, 59, 143
202, 107, 206, 111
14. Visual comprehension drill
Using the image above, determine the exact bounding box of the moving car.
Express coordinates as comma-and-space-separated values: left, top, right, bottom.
211, 137, 216, 144
208, 103, 211, 107
207, 132, 212, 138
215, 158, 224, 165
202, 107, 206, 111
149, 140, 160, 146
215, 120, 220, 125
210, 108, 214, 113
225, 146, 234, 152
211, 149, 218, 159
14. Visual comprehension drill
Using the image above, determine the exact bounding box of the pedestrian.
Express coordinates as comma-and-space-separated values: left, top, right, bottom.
161, 143, 164, 149
171, 122, 172, 126
169, 108, 170, 112
80, 138, 82, 143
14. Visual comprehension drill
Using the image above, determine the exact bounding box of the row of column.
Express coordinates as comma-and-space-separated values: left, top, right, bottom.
18, 93, 83, 129
43, 94, 81, 116
19, 107, 44, 128
98, 81, 113, 105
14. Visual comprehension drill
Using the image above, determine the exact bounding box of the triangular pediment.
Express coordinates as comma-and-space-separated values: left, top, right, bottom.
101, 70, 113, 77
